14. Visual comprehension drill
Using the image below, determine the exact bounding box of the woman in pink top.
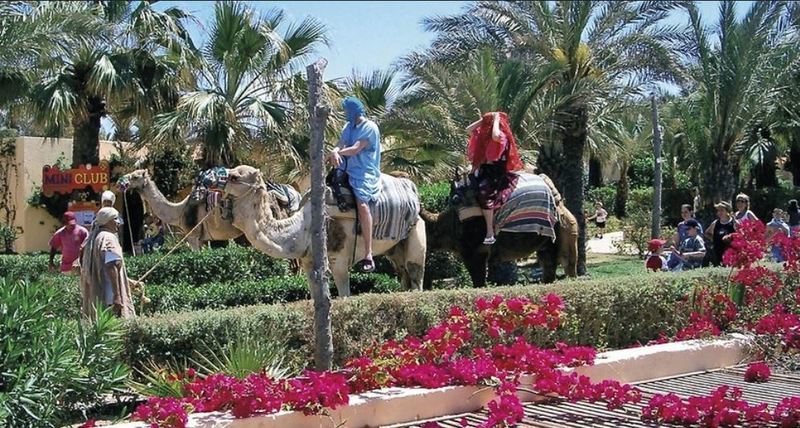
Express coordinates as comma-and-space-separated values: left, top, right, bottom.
49, 212, 89, 274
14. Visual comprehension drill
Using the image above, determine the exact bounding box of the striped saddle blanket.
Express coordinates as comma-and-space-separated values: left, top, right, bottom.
325, 174, 421, 241
458, 173, 558, 241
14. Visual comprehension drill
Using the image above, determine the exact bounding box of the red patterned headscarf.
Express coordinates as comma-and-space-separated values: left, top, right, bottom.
466, 112, 524, 172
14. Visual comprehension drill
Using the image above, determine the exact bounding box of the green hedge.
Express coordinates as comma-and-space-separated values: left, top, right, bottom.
124, 269, 725, 369
0, 244, 289, 285
34, 271, 403, 316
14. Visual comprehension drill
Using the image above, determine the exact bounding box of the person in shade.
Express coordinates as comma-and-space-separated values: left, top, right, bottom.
49, 211, 89, 274
705, 201, 737, 267
465, 111, 524, 245
734, 193, 759, 224
79, 207, 136, 319
766, 208, 790, 262
787, 199, 800, 232
669, 219, 706, 271
327, 96, 382, 272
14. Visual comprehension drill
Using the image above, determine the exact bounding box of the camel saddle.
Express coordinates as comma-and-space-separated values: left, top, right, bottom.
454, 172, 559, 241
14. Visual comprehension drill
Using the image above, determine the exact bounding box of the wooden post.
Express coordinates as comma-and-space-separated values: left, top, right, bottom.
650, 95, 663, 239
306, 59, 333, 371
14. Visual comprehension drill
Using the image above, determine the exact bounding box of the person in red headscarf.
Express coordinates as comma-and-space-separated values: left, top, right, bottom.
465, 112, 524, 245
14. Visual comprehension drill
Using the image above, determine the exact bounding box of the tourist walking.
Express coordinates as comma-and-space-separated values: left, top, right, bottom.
49, 212, 88, 274
705, 201, 737, 266
586, 202, 608, 239
79, 207, 136, 319
465, 111, 524, 245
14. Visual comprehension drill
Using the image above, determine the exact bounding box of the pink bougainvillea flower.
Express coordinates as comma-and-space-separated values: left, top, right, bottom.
744, 362, 771, 383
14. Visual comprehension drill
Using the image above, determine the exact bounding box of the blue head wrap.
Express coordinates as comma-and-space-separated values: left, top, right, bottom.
342, 96, 366, 125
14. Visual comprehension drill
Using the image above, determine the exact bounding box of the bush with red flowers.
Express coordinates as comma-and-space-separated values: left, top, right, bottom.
743, 362, 771, 383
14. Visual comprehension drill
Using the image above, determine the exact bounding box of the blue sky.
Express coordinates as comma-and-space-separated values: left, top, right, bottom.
155, 1, 754, 81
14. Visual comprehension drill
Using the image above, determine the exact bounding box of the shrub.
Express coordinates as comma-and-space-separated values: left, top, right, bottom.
123, 270, 723, 370
0, 279, 129, 427
0, 245, 290, 285
126, 244, 289, 285
418, 181, 450, 213
32, 272, 402, 316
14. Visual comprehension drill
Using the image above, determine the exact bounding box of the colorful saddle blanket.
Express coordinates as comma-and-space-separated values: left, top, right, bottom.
458, 173, 558, 241
325, 174, 420, 241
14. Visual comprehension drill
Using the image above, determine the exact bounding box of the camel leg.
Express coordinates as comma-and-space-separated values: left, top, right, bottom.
329, 254, 352, 298
386, 247, 410, 290
463, 250, 489, 287
402, 219, 426, 291
538, 243, 558, 284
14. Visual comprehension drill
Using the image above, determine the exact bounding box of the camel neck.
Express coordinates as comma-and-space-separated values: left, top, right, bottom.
139, 180, 187, 226
232, 188, 310, 259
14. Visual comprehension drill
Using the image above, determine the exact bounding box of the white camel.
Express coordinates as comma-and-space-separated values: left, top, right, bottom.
209, 165, 426, 296
118, 169, 300, 249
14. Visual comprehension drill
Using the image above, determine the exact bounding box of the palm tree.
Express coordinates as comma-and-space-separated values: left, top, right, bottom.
388, 48, 564, 180
421, 1, 684, 274
611, 108, 652, 217
678, 0, 797, 205
22, 1, 196, 167
150, 1, 328, 169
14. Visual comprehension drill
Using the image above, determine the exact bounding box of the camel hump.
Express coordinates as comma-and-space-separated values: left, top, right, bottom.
535, 173, 563, 206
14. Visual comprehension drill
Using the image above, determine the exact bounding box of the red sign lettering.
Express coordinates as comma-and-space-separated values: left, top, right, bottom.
42, 163, 110, 196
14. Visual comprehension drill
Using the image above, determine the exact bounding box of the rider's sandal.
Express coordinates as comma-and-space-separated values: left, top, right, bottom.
358, 258, 376, 273
483, 236, 496, 245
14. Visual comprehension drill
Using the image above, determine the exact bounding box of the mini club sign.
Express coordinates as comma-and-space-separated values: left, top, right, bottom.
42, 163, 110, 197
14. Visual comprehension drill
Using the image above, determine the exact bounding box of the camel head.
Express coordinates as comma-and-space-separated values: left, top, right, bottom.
117, 169, 151, 193
420, 207, 459, 251
203, 165, 266, 199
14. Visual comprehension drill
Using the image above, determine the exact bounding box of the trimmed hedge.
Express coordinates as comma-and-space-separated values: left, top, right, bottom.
34, 271, 403, 316
0, 244, 289, 285
123, 269, 727, 369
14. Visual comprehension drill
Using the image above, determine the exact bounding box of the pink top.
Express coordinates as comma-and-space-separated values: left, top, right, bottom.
50, 225, 89, 272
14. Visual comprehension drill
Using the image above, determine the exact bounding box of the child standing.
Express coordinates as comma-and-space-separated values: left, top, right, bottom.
586, 202, 608, 239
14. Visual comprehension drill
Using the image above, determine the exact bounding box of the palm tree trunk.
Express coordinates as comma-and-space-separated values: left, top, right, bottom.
561, 109, 589, 276
704, 151, 739, 206
71, 95, 104, 167
789, 141, 800, 187
306, 59, 333, 371
615, 160, 629, 218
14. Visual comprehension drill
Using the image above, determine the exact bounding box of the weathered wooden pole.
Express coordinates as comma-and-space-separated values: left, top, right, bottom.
306, 59, 333, 370
650, 95, 663, 239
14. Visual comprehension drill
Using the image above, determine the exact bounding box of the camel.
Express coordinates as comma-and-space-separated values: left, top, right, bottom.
420, 173, 578, 286
204, 165, 426, 296
118, 169, 300, 249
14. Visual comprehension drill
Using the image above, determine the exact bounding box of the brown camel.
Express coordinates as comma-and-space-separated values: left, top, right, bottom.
420, 173, 578, 286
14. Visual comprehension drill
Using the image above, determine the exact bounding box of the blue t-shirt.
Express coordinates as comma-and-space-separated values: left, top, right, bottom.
678, 235, 706, 269
340, 119, 382, 202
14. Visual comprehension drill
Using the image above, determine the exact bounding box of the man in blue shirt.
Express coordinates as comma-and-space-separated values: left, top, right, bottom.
327, 97, 382, 272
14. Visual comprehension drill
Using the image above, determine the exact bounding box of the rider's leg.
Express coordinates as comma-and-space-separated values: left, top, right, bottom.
482, 208, 495, 244
357, 200, 374, 262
